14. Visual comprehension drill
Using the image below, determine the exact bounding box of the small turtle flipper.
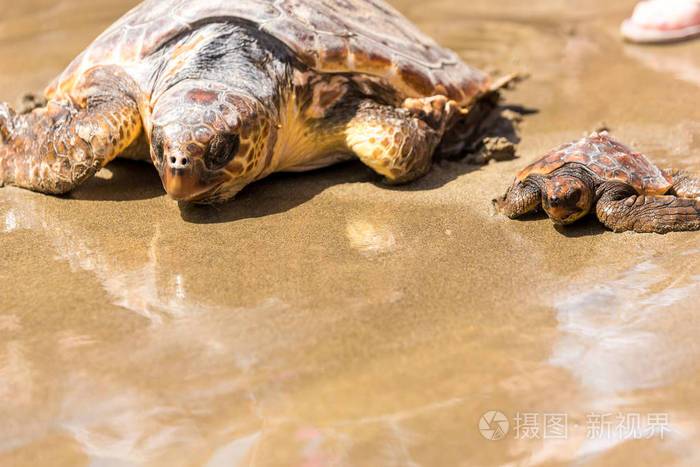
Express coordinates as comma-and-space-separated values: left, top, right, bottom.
664, 168, 700, 198
596, 186, 700, 233
0, 68, 142, 195
493, 177, 542, 219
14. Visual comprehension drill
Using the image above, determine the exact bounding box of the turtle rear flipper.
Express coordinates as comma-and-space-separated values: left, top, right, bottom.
0, 67, 142, 195
664, 168, 700, 198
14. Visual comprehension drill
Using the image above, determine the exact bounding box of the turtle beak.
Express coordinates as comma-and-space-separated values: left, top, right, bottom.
161, 153, 219, 202
543, 197, 583, 226
549, 208, 585, 226
163, 169, 204, 201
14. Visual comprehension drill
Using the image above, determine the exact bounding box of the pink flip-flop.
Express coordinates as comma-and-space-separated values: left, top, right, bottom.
621, 0, 700, 43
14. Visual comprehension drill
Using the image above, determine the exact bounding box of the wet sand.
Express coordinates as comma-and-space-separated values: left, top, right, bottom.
2, 1, 700, 465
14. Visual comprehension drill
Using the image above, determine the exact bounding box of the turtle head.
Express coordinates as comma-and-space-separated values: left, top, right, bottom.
542, 174, 594, 225
150, 81, 270, 203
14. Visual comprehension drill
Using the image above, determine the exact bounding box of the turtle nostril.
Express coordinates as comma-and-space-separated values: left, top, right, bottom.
549, 196, 561, 207
168, 155, 191, 169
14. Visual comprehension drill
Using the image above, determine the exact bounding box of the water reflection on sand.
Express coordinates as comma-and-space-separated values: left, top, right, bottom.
553, 256, 700, 395
545, 250, 700, 461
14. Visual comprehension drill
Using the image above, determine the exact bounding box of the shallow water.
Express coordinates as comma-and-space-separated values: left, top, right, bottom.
1, 0, 700, 465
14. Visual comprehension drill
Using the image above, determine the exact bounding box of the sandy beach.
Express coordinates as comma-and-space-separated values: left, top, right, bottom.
1, 0, 700, 465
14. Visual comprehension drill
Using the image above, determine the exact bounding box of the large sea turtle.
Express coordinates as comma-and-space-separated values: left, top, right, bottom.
0, 0, 514, 204
494, 132, 700, 233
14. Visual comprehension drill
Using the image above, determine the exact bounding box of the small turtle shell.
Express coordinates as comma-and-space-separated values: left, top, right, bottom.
517, 132, 672, 195
47, 0, 491, 107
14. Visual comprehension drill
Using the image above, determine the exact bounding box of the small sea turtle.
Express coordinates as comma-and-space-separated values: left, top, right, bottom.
0, 0, 513, 204
494, 132, 700, 233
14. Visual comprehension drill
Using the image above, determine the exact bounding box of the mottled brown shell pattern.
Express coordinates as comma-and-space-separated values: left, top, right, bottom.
47, 0, 491, 107
517, 132, 672, 195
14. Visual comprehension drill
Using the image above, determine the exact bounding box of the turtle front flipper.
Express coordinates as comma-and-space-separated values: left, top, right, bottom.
493, 176, 543, 219
596, 184, 700, 233
0, 67, 142, 195
664, 168, 700, 198
345, 100, 444, 184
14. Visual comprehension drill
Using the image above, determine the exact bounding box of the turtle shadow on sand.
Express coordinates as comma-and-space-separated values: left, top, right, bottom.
55, 118, 522, 222
66, 160, 165, 202
179, 161, 370, 224
56, 102, 531, 224
179, 103, 532, 225
556, 218, 608, 238
507, 209, 608, 238
177, 157, 485, 225
178, 161, 476, 225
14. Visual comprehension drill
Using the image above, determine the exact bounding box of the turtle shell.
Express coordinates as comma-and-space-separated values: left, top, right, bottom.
47, 0, 491, 106
517, 132, 672, 195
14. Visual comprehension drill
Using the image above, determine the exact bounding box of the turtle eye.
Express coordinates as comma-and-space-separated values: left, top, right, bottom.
569, 190, 582, 205
205, 133, 239, 170
151, 129, 165, 164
